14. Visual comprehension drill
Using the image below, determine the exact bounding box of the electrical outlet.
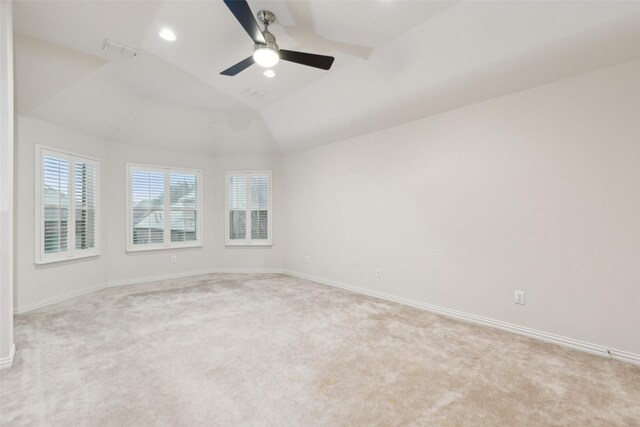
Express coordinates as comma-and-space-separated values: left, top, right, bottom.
171, 255, 177, 263
305, 256, 309, 264
514, 290, 525, 305
376, 268, 382, 278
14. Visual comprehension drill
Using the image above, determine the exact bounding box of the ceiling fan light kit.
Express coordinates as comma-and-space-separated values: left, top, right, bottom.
252, 11, 279, 67
221, 0, 335, 76
253, 46, 279, 67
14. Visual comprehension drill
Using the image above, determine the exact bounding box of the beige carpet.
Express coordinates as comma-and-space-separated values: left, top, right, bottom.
1, 273, 639, 426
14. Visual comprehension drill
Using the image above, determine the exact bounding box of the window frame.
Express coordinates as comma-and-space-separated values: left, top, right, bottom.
35, 144, 100, 265
225, 170, 273, 247
126, 162, 203, 253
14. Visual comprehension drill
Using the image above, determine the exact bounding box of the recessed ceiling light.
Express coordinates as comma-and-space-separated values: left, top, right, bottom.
263, 69, 276, 78
158, 28, 176, 42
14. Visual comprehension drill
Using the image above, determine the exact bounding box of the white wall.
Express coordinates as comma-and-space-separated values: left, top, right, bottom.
12, 55, 638, 359
104, 141, 216, 284
14, 117, 284, 309
0, 0, 15, 365
283, 60, 640, 356
15, 117, 109, 307
213, 155, 283, 271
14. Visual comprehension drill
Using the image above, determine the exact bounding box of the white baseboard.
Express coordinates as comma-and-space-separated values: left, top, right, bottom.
284, 270, 640, 366
14, 268, 285, 314
14, 283, 106, 314
106, 268, 284, 287
105, 268, 220, 288
0, 344, 16, 370
212, 268, 285, 274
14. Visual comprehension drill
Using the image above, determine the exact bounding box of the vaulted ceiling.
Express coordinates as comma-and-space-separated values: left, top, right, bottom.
13, 0, 640, 154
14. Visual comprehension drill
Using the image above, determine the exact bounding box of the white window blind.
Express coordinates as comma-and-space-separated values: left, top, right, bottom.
170, 173, 198, 243
251, 175, 269, 240
37, 146, 99, 264
228, 175, 246, 241
127, 164, 201, 251
74, 159, 97, 251
131, 169, 165, 246
225, 171, 272, 246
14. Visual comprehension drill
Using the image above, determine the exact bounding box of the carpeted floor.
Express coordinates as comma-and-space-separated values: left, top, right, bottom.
1, 273, 639, 426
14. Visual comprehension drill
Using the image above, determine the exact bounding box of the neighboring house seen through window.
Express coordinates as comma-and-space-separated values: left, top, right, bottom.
127, 164, 201, 251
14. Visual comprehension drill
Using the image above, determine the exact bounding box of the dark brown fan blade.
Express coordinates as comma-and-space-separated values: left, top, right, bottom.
279, 50, 335, 70
220, 56, 255, 76
223, 0, 266, 45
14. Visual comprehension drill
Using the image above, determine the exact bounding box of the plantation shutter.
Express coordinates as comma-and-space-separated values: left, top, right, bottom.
226, 171, 272, 245
170, 172, 198, 243
127, 164, 201, 251
74, 159, 97, 251
250, 175, 269, 240
42, 154, 70, 255
228, 175, 247, 241
131, 168, 166, 246
38, 146, 100, 264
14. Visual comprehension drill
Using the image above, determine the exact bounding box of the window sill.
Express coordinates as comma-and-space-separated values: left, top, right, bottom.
126, 243, 203, 253
225, 243, 273, 248
35, 252, 100, 267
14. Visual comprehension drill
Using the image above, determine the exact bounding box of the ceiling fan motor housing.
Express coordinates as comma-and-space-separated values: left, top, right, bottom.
255, 11, 279, 52
256, 10, 276, 26
255, 30, 279, 53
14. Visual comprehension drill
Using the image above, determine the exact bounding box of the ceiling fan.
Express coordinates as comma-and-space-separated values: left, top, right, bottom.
220, 0, 335, 76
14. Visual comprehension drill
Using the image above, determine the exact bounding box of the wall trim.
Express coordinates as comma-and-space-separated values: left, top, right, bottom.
0, 344, 16, 370
106, 268, 284, 287
105, 268, 220, 288
211, 268, 284, 274
284, 270, 640, 366
14, 268, 285, 314
14, 283, 106, 314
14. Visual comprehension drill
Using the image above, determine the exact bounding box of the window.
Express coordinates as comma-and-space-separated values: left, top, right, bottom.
127, 164, 202, 251
225, 171, 272, 246
36, 146, 99, 264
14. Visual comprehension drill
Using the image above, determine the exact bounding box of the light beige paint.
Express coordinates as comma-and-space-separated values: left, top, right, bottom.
103, 140, 216, 284
14, 117, 284, 308
283, 60, 640, 355
15, 117, 109, 307
11, 1, 640, 154
213, 155, 283, 271
12, 59, 640, 359
0, 0, 15, 363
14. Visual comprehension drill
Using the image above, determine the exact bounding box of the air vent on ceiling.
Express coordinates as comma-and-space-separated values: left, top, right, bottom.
103, 39, 139, 59
243, 87, 267, 98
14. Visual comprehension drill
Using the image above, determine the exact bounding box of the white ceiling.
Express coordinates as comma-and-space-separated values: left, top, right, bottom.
13, 0, 640, 154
